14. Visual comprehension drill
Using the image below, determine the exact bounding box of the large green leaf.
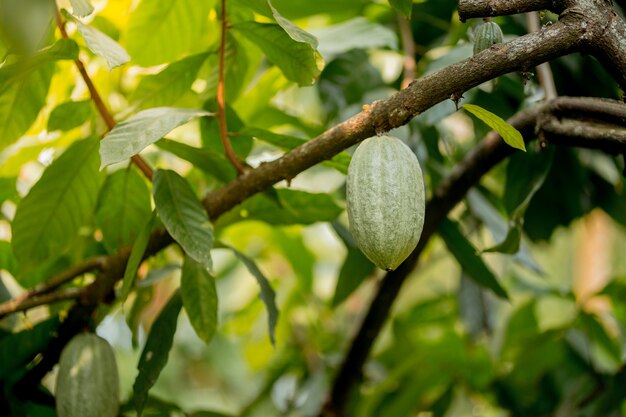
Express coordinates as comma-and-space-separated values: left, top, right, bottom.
133, 290, 182, 416
125, 0, 214, 66
0, 63, 53, 151
62, 9, 130, 68
234, 21, 323, 86
99, 107, 212, 168
47, 100, 93, 132
0, 317, 60, 379
0, 39, 78, 86
153, 169, 214, 269
241, 127, 351, 174
155, 139, 236, 183
388, 0, 412, 19
120, 212, 158, 303
226, 246, 279, 346
438, 219, 508, 299
130, 53, 209, 110
0, 0, 54, 54
0, 240, 18, 276
11, 136, 103, 271
463, 104, 526, 151
215, 189, 343, 228
310, 17, 398, 58
331, 221, 375, 307
181, 256, 218, 344
96, 167, 152, 252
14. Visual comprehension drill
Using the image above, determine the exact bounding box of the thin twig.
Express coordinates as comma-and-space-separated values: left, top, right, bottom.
0, 288, 82, 317
53, 4, 154, 181
526, 12, 558, 99
0, 256, 106, 318
217, 0, 245, 174
397, 14, 416, 89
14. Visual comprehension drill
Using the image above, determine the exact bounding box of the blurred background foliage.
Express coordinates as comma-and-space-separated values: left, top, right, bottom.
1, 0, 626, 416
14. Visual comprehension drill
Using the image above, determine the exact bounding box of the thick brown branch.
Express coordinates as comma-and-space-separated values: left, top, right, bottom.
321, 98, 626, 416
458, 0, 562, 21
203, 20, 581, 218
587, 2, 626, 91
9, 0, 620, 398
541, 117, 626, 152
53, 4, 154, 181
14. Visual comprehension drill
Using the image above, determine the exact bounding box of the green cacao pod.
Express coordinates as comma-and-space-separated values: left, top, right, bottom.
347, 135, 425, 271
56, 333, 120, 417
473, 21, 503, 55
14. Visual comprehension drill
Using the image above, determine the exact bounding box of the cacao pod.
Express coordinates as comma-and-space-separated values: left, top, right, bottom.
56, 333, 120, 417
347, 135, 425, 271
473, 21, 503, 55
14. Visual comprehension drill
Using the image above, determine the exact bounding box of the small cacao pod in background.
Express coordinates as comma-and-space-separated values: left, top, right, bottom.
56, 333, 120, 417
347, 135, 425, 271
473, 21, 504, 55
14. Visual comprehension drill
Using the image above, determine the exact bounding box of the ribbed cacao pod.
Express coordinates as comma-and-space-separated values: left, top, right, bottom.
347, 135, 425, 271
56, 333, 120, 417
473, 21, 504, 55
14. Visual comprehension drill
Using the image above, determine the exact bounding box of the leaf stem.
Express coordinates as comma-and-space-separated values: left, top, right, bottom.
217, 0, 246, 175
53, 3, 154, 181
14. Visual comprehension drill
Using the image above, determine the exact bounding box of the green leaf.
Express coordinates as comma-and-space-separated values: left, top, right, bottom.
331, 222, 375, 307
438, 219, 508, 299
216, 189, 343, 227
133, 290, 183, 416
0, 317, 60, 379
0, 177, 18, 206
126, 286, 155, 349
0, 39, 78, 86
62, 9, 130, 69
130, 53, 209, 110
310, 18, 398, 58
226, 246, 279, 345
504, 148, 555, 218
69, 0, 94, 17
155, 138, 236, 183
47, 100, 93, 132
0, 240, 18, 276
234, 21, 323, 86
11, 136, 103, 270
200, 101, 253, 158
0, 63, 53, 151
96, 167, 152, 252
181, 256, 218, 344
153, 169, 214, 269
268, 0, 318, 47
483, 149, 554, 254
388, 0, 412, 19
100, 107, 212, 168
241, 127, 351, 174
125, 0, 214, 67
0, 0, 54, 54
463, 103, 526, 151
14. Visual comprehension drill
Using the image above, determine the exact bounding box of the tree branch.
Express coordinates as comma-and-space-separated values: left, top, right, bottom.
458, 0, 562, 21
0, 256, 106, 318
202, 19, 581, 218
9, 0, 623, 400
53, 3, 154, 181
526, 12, 558, 99
320, 97, 626, 416
0, 288, 82, 317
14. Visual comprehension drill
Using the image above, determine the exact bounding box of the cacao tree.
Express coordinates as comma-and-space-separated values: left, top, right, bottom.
1, 0, 626, 416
